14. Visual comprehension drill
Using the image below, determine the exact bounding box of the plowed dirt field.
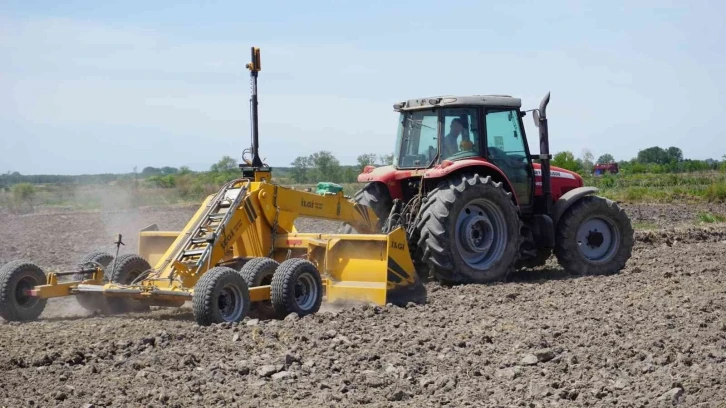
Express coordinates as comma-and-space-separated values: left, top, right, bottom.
1, 203, 725, 407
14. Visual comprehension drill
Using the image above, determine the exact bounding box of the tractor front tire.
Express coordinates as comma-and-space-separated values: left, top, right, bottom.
239, 257, 279, 319
106, 254, 152, 314
0, 260, 48, 322
337, 182, 393, 233
193, 267, 251, 326
554, 196, 634, 276
415, 173, 523, 284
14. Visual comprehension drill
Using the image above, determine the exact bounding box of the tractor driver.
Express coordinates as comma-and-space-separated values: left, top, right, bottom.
442, 117, 473, 159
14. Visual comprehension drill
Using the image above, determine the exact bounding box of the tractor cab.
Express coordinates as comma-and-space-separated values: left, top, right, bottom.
391, 95, 534, 206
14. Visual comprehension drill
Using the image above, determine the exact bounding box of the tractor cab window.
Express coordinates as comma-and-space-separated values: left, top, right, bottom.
395, 110, 439, 168
440, 108, 481, 161
485, 109, 532, 205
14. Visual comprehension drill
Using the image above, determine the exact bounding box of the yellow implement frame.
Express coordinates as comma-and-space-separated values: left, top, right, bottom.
28, 179, 425, 317
3, 45, 426, 325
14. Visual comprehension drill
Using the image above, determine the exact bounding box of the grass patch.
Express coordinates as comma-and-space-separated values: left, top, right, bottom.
703, 182, 726, 202
632, 221, 659, 230
697, 211, 726, 224
586, 173, 726, 204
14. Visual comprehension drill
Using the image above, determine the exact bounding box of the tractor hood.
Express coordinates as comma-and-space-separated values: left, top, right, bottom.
532, 163, 584, 201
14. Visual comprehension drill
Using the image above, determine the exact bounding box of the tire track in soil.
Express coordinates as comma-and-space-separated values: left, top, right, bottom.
0, 203, 725, 407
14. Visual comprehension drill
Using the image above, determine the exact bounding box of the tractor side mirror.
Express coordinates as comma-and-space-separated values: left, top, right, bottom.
532, 110, 540, 128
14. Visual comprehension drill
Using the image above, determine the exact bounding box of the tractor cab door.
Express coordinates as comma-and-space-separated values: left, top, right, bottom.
484, 109, 533, 206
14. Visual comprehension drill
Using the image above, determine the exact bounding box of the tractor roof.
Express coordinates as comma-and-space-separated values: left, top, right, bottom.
394, 95, 521, 111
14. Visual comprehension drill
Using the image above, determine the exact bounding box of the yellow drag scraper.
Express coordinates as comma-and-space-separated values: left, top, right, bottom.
0, 47, 426, 326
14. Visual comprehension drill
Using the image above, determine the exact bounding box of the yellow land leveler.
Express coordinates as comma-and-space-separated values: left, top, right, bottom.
0, 48, 426, 326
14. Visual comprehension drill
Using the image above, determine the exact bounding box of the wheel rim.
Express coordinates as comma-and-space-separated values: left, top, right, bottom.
454, 199, 507, 269
576, 216, 619, 262
15, 276, 39, 309
218, 283, 245, 322
294, 272, 319, 311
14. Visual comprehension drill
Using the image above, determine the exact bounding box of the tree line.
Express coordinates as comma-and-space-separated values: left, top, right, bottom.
3, 145, 724, 192
288, 152, 393, 184
552, 146, 726, 175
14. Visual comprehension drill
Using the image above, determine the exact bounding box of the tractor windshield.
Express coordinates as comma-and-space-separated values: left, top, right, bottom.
393, 107, 482, 168
394, 110, 439, 168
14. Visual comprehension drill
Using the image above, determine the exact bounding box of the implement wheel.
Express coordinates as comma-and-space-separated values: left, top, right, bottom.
271, 259, 323, 318
239, 257, 279, 319
193, 267, 250, 326
74, 251, 113, 281
0, 260, 48, 322
106, 254, 152, 314
554, 196, 634, 276
74, 252, 114, 313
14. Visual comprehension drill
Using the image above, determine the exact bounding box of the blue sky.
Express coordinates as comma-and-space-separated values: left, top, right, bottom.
1, 0, 724, 175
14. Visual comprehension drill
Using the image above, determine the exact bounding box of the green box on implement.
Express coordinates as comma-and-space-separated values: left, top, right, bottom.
316, 182, 344, 195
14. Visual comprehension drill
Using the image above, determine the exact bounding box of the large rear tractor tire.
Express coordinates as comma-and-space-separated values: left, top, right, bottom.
554, 196, 634, 276
0, 260, 48, 322
415, 173, 523, 284
193, 266, 250, 326
106, 254, 152, 314
337, 182, 393, 233
74, 252, 114, 313
239, 257, 279, 319
271, 258, 323, 318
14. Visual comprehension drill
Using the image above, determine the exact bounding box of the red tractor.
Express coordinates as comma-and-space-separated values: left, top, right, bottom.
593, 162, 619, 175
342, 93, 634, 284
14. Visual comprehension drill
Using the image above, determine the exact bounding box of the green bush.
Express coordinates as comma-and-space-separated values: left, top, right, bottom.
703, 182, 726, 202
12, 183, 35, 202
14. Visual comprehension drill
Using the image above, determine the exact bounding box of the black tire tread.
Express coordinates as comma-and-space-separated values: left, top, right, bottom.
337, 182, 393, 233
270, 258, 323, 318
106, 253, 152, 313
414, 173, 523, 283
0, 260, 48, 322
239, 257, 279, 287
240, 257, 280, 318
73, 251, 113, 281
193, 266, 250, 326
554, 195, 634, 276
108, 253, 151, 284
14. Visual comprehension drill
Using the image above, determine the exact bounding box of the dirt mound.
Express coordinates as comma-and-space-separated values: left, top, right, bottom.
636, 226, 726, 245
623, 202, 726, 229
1, 204, 725, 406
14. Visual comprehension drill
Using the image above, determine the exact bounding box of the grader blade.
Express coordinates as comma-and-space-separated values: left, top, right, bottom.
275, 227, 426, 307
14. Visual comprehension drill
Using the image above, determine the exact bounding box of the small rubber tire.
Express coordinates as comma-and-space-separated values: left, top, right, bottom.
414, 173, 523, 284
554, 195, 634, 276
271, 258, 323, 318
74, 251, 114, 281
193, 266, 250, 326
74, 252, 114, 313
0, 260, 48, 322
337, 182, 393, 233
239, 257, 280, 319
106, 254, 152, 314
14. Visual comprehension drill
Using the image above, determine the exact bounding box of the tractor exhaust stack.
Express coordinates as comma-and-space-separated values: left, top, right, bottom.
535, 92, 552, 215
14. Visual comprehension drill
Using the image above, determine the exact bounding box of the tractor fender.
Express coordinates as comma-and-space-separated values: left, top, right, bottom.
423, 159, 519, 206
552, 186, 599, 225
